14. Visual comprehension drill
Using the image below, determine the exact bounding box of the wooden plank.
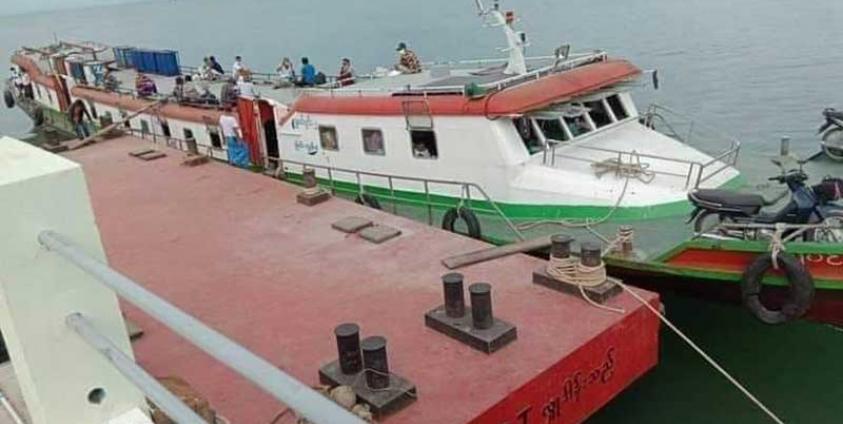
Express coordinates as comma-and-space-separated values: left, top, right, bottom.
442, 236, 552, 269
67, 99, 166, 151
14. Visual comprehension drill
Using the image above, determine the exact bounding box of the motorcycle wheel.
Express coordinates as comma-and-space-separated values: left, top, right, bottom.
822, 128, 843, 162
693, 211, 737, 236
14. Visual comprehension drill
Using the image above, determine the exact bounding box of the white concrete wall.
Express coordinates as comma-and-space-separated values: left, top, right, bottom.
0, 137, 148, 424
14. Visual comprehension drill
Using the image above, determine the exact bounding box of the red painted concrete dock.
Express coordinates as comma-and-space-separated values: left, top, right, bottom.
64, 137, 660, 424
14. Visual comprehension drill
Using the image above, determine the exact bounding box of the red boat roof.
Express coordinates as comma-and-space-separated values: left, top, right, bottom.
292, 59, 641, 117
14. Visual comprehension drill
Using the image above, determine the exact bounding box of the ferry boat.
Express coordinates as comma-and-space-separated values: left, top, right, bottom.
5, 1, 742, 228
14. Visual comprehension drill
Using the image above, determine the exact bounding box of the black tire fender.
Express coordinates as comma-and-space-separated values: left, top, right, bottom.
3, 90, 14, 109
442, 207, 482, 240
740, 253, 814, 324
32, 107, 44, 126
355, 193, 381, 210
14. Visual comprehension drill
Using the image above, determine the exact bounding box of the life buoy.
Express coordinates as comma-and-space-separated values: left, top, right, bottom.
355, 193, 381, 210
442, 207, 482, 240
740, 253, 814, 324
3, 90, 14, 109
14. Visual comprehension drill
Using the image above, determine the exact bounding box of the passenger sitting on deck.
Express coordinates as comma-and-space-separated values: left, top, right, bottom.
182, 75, 200, 100
103, 68, 120, 91
209, 56, 225, 75
395, 42, 422, 74
135, 73, 157, 97
337, 58, 355, 87
275, 57, 295, 88
236, 69, 257, 97
198, 57, 223, 81
296, 57, 317, 87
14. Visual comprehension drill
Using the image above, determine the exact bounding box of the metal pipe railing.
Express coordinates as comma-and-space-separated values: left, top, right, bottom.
38, 231, 364, 424
65, 313, 208, 424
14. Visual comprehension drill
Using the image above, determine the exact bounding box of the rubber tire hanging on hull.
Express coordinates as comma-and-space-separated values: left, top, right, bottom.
3, 90, 14, 109
32, 107, 44, 127
740, 253, 814, 324
442, 207, 482, 240
355, 193, 382, 210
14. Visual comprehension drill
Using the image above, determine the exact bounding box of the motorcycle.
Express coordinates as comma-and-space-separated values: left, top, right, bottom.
818, 108, 843, 161
688, 159, 843, 239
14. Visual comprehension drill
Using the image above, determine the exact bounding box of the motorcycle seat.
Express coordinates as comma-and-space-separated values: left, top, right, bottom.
689, 189, 766, 212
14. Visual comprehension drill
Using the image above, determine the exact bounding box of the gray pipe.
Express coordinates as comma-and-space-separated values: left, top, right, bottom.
39, 231, 363, 424
66, 313, 208, 424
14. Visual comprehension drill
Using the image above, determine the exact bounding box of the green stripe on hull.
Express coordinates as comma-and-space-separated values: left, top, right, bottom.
287, 172, 745, 221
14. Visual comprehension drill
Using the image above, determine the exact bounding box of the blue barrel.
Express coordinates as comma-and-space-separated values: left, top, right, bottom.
153, 50, 180, 76
112, 46, 135, 68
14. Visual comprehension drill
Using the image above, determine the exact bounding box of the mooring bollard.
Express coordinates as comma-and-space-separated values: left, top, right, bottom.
469, 283, 494, 330
334, 323, 362, 375
442, 273, 466, 318
550, 234, 574, 259
780, 136, 791, 157
302, 168, 318, 191
580, 242, 603, 268
618, 226, 634, 254
361, 336, 390, 389
185, 135, 199, 156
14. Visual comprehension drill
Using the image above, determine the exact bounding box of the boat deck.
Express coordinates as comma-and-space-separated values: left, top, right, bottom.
39, 136, 662, 423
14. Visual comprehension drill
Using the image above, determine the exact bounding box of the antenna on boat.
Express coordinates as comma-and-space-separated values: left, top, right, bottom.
474, 0, 528, 75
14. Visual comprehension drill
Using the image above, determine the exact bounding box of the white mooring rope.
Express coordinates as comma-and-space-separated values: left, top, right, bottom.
615, 281, 786, 424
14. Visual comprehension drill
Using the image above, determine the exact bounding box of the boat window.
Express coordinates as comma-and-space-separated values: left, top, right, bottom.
411, 129, 438, 159
183, 128, 193, 140
585, 100, 612, 128
537, 119, 569, 143
513, 117, 542, 153
362, 128, 385, 155
161, 120, 171, 138
563, 114, 592, 137
209, 127, 222, 148
607, 94, 628, 120
319, 125, 339, 151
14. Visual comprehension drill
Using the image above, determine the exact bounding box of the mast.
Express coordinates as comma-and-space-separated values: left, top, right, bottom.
475, 0, 528, 75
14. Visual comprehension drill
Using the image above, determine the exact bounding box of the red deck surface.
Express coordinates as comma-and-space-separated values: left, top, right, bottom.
64, 137, 660, 424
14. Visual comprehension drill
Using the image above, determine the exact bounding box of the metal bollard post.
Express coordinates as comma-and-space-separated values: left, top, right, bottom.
334, 323, 362, 375
442, 273, 466, 318
580, 242, 603, 268
361, 336, 390, 389
185, 135, 199, 156
303, 168, 318, 190
780, 136, 791, 157
550, 234, 573, 259
469, 283, 494, 330
618, 226, 634, 254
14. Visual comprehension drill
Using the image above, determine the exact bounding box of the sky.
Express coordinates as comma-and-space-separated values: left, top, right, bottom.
1, 0, 152, 16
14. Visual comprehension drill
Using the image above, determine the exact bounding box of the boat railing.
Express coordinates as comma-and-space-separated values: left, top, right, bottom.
323, 51, 609, 97
641, 104, 742, 186
264, 155, 527, 241
545, 105, 741, 189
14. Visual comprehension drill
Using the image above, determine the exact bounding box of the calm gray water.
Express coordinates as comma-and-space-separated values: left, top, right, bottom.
2, 0, 842, 422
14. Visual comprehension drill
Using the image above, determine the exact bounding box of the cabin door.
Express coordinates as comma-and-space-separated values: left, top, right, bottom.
236, 97, 262, 165
258, 100, 279, 169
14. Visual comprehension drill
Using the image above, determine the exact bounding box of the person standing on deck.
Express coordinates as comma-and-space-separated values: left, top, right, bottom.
232, 56, 244, 77
69, 99, 92, 140
219, 113, 249, 168
395, 42, 422, 74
